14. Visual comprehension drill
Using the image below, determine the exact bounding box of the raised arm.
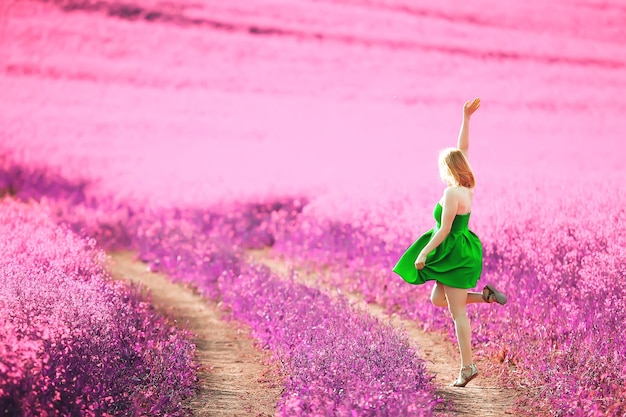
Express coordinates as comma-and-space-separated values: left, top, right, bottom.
457, 98, 481, 158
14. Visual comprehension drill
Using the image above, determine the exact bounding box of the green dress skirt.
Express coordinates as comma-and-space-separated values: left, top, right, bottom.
393, 202, 483, 289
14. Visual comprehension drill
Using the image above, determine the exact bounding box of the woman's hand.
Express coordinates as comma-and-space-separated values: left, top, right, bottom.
463, 97, 481, 119
415, 252, 427, 270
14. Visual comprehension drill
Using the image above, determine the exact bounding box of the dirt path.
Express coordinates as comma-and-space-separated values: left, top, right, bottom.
108, 251, 283, 417
106, 249, 517, 416
249, 250, 518, 417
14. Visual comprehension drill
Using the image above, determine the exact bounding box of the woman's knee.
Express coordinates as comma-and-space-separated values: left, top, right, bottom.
430, 293, 447, 307
430, 283, 448, 307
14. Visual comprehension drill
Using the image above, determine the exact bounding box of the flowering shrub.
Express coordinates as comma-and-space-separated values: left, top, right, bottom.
4, 155, 626, 416
225, 263, 437, 416
131, 213, 439, 416
0, 160, 440, 415
271, 182, 626, 416
3, 0, 626, 415
0, 200, 196, 416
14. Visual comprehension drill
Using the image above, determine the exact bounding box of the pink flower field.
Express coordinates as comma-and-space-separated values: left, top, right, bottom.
0, 200, 196, 415
1, 0, 626, 415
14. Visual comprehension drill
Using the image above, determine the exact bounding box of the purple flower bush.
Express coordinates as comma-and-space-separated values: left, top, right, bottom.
3, 1, 625, 415
5, 150, 626, 415
270, 182, 626, 416
225, 264, 437, 416
0, 200, 196, 416
4, 145, 626, 416
477, 188, 626, 416
0, 160, 440, 415
131, 213, 439, 416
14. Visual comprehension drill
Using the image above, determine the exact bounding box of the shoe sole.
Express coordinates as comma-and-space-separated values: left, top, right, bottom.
485, 284, 507, 305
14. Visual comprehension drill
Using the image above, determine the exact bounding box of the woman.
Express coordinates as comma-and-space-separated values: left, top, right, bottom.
393, 97, 507, 388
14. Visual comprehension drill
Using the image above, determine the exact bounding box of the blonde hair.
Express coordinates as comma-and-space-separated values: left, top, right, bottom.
438, 148, 475, 188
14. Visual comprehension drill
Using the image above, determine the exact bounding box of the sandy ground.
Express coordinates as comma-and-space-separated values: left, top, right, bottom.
249, 250, 518, 417
108, 251, 283, 417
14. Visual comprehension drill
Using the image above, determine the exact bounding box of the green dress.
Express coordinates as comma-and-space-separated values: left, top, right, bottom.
393, 202, 482, 289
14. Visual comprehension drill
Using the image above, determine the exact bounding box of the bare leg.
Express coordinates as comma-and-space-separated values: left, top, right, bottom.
443, 285, 473, 367
430, 282, 487, 307
430, 282, 448, 307
467, 292, 486, 304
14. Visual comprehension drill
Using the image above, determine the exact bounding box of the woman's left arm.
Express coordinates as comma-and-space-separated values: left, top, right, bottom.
415, 189, 458, 270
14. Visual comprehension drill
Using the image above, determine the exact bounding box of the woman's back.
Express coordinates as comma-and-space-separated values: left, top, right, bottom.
440, 186, 474, 216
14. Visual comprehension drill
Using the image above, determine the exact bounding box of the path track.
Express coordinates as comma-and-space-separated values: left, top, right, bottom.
249, 250, 518, 417
107, 249, 517, 416
108, 251, 283, 417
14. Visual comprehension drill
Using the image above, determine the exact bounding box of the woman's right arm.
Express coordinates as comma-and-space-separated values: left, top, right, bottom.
457, 98, 480, 158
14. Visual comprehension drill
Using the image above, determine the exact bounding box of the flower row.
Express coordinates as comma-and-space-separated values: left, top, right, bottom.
1, 161, 439, 416
0, 200, 196, 416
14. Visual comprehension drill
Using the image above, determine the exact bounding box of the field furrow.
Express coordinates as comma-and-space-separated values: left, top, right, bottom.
108, 250, 282, 417
249, 249, 518, 417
